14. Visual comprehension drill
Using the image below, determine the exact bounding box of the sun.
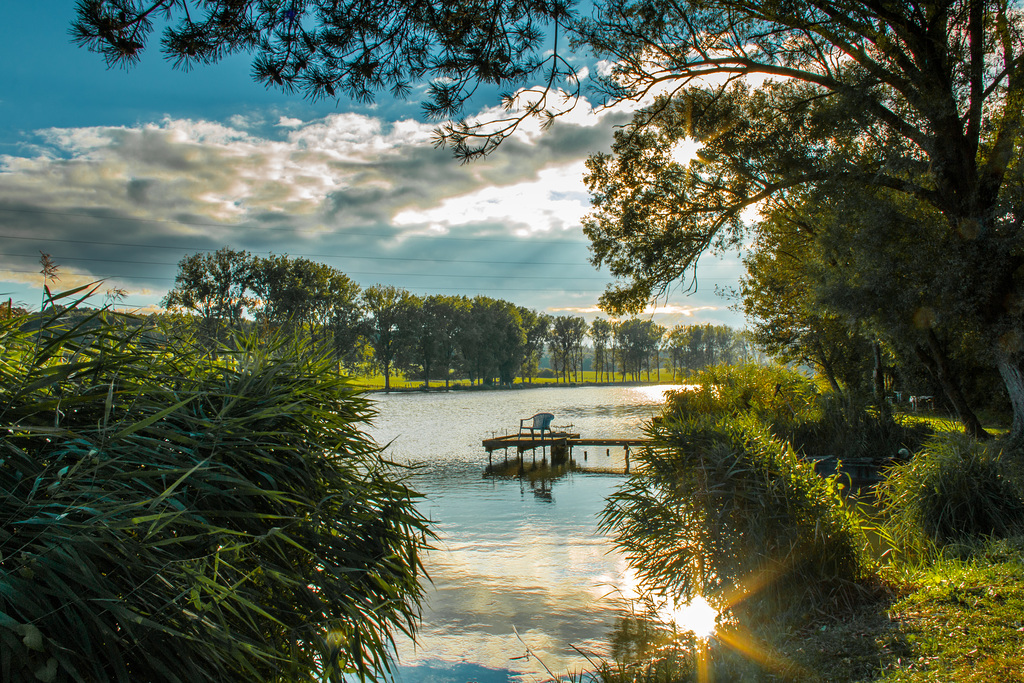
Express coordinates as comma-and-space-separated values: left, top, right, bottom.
662, 594, 719, 639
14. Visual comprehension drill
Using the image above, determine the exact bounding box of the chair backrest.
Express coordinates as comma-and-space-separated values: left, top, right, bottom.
534, 413, 554, 430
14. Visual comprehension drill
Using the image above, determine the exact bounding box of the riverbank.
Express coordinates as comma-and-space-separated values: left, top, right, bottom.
754, 538, 1024, 682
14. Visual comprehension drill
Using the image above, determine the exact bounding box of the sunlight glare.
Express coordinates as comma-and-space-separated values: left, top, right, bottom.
670, 137, 702, 166
663, 595, 719, 639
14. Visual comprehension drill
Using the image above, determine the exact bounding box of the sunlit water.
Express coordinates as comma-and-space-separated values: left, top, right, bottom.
365, 384, 682, 682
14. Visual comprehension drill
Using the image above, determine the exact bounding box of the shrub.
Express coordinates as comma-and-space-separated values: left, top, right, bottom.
663, 363, 822, 428
666, 365, 930, 465
0, 295, 429, 682
601, 410, 869, 624
878, 434, 1024, 552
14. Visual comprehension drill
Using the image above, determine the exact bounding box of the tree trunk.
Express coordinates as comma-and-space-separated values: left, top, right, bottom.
872, 341, 886, 404
812, 339, 842, 393
997, 353, 1024, 447
921, 330, 990, 439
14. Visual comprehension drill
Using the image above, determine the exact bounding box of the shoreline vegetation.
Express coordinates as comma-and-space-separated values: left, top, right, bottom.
4, 295, 1024, 682
573, 365, 1024, 683
356, 375, 685, 392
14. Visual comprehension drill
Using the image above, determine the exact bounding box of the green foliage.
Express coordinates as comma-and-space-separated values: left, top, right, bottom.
549, 315, 589, 382
661, 363, 822, 425
0, 291, 429, 682
664, 364, 930, 465
603, 388, 869, 624
878, 436, 1024, 552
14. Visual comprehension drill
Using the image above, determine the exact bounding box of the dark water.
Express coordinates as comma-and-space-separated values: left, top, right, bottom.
366, 385, 682, 682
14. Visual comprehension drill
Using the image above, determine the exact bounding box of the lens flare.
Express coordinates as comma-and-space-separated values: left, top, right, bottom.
663, 595, 719, 639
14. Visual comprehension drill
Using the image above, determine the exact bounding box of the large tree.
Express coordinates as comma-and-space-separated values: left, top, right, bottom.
162, 247, 256, 343
251, 254, 363, 358
581, 0, 1024, 441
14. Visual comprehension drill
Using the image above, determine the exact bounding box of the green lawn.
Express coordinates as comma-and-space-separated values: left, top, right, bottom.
350, 370, 687, 390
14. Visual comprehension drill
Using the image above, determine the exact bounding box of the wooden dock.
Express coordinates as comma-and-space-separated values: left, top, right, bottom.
482, 432, 651, 473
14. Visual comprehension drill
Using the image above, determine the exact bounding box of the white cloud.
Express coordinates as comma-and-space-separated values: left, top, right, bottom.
595, 60, 616, 77
0, 87, 744, 325
647, 304, 720, 316
392, 161, 590, 236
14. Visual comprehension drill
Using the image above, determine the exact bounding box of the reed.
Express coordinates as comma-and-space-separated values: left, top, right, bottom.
0, 287, 430, 682
877, 434, 1024, 554
602, 410, 870, 627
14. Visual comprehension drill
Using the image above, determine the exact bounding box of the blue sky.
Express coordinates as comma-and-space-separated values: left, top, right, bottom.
0, 1, 746, 327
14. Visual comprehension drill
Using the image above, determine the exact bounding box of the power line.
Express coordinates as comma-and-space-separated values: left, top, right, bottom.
0, 206, 589, 246
0, 234, 598, 267
0, 268, 614, 293
0, 252, 616, 281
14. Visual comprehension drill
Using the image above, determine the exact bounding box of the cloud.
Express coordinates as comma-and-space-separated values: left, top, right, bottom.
0, 91, 744, 327
648, 304, 720, 316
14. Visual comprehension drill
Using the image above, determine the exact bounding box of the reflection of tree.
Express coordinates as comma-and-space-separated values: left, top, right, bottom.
608, 614, 661, 664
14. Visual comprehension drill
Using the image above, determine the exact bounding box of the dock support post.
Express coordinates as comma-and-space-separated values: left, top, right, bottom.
625, 445, 630, 474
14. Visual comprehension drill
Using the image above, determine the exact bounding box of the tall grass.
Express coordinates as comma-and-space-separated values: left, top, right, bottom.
603, 404, 871, 626
661, 363, 929, 464
878, 434, 1024, 554
0, 289, 430, 682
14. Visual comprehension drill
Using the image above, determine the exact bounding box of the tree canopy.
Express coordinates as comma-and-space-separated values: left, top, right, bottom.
70, 0, 578, 158
580, 0, 1024, 439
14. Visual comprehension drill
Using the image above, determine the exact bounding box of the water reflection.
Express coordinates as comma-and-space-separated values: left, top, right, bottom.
367, 385, 680, 682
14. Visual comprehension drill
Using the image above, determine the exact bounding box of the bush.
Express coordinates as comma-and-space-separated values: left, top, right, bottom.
665, 364, 930, 465
878, 434, 1024, 552
601, 409, 869, 624
663, 363, 822, 428
0, 296, 430, 682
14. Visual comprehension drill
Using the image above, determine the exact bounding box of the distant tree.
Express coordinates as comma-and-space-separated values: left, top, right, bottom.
519, 308, 550, 384
548, 315, 587, 382
423, 295, 470, 389
362, 285, 416, 391
591, 318, 613, 382
251, 255, 363, 362
489, 299, 528, 386
615, 318, 653, 381
645, 322, 666, 382
162, 247, 255, 344
458, 297, 526, 386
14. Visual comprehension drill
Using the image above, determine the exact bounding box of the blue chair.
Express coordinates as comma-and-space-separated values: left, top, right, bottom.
520, 412, 554, 439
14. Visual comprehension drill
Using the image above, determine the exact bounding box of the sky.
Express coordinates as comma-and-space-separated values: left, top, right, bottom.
0, 2, 747, 329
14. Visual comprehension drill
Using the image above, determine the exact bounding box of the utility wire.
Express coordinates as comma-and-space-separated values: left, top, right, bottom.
0, 234, 597, 267
0, 206, 588, 246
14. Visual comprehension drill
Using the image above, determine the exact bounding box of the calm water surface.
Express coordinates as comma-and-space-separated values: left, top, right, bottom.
366, 385, 681, 682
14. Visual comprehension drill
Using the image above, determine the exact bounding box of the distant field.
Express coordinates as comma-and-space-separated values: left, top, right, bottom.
351, 370, 686, 390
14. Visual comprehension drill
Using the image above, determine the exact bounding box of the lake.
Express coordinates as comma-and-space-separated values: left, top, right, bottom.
365, 384, 682, 682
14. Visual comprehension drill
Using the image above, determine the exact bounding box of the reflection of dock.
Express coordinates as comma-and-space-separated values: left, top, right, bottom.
482, 432, 651, 474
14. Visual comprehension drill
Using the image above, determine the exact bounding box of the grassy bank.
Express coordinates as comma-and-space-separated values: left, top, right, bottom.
744, 538, 1024, 682
352, 370, 687, 391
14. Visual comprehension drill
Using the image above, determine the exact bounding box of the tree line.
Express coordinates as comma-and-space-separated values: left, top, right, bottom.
162, 248, 753, 389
